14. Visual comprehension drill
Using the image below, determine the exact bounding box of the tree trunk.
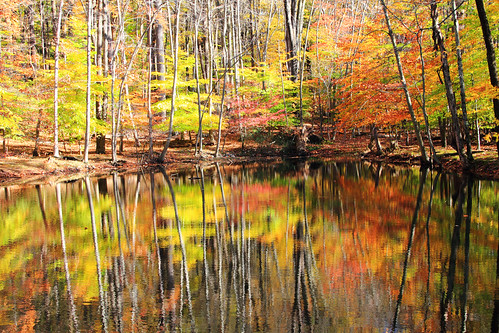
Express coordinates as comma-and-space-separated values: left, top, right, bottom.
84, 0, 93, 163
438, 117, 447, 148
27, 5, 37, 69
214, 0, 229, 158
416, 29, 439, 164
33, 109, 42, 157
95, 0, 108, 154
261, 0, 276, 91
430, 1, 465, 164
298, 1, 315, 127
475, 0, 499, 158
380, 0, 428, 164
1, 129, 6, 154
194, 0, 203, 156
283, 0, 306, 81
205, 0, 214, 114
452, 0, 473, 164
369, 125, 383, 155
153, 0, 167, 119
53, 0, 64, 158
159, 0, 183, 162
147, 3, 154, 157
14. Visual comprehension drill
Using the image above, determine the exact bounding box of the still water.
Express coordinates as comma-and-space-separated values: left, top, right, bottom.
0, 161, 498, 332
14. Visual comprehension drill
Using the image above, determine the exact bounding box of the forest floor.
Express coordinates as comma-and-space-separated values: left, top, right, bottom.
1, 131, 498, 186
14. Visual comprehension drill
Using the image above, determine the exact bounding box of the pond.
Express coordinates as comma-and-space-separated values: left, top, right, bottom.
0, 161, 498, 332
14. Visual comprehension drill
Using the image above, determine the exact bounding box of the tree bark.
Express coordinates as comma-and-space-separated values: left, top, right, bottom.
84, 0, 93, 163
430, 1, 465, 164
416, 29, 439, 164
147, 2, 154, 157
283, 0, 306, 81
95, 0, 108, 154
159, 0, 182, 162
451, 0, 473, 163
53, 0, 64, 158
475, 0, 499, 158
152, 0, 167, 119
215, 0, 229, 158
380, 0, 428, 164
194, 0, 203, 155
298, 1, 315, 126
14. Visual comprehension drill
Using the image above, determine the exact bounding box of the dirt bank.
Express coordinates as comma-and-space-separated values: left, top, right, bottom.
1, 133, 498, 186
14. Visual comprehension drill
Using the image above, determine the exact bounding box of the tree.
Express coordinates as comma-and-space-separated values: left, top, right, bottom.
430, 0, 466, 164
283, 0, 306, 81
451, 0, 473, 163
84, 0, 93, 163
159, 0, 183, 163
53, 0, 65, 158
474, 0, 499, 158
95, 0, 111, 154
380, 0, 429, 164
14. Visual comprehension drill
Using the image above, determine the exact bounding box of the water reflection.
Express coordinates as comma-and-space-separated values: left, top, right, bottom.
0, 161, 498, 332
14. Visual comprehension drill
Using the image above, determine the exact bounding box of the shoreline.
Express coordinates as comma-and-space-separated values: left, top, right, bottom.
1, 137, 498, 186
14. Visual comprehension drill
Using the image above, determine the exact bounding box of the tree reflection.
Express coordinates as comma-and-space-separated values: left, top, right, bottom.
56, 183, 79, 332
150, 170, 167, 330
491, 202, 499, 333
85, 177, 108, 332
161, 167, 196, 331
1, 162, 498, 331
440, 177, 468, 332
392, 168, 427, 331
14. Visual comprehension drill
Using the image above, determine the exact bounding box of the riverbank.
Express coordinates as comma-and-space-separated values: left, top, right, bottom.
1, 134, 498, 186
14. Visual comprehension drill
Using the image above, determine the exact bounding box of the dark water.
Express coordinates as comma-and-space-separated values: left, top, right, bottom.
0, 161, 498, 332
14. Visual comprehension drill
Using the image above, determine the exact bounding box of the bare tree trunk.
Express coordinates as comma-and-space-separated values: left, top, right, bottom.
283, 0, 305, 80
95, 0, 108, 154
278, 44, 289, 126
430, 1, 465, 164
53, 0, 65, 158
416, 29, 439, 164
84, 0, 93, 163
159, 0, 182, 162
261, 0, 276, 91
33, 109, 42, 156
1, 129, 6, 154
452, 0, 473, 163
315, 2, 323, 136
206, 0, 214, 115
147, 2, 154, 157
27, 5, 37, 72
153, 0, 167, 119
214, 0, 229, 158
438, 117, 447, 148
380, 0, 428, 164
194, 0, 203, 156
475, 0, 499, 158
298, 0, 315, 127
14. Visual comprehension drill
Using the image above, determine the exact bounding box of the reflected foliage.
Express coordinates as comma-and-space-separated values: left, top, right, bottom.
0, 162, 498, 331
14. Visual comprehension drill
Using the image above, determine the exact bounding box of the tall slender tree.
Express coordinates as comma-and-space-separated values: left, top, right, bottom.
84, 0, 93, 163
95, 0, 110, 154
159, 0, 182, 163
152, 0, 167, 119
474, 0, 499, 158
430, 0, 466, 164
214, 0, 229, 158
380, 0, 429, 164
283, 0, 306, 80
53, 0, 65, 158
194, 0, 203, 155
451, 0, 473, 163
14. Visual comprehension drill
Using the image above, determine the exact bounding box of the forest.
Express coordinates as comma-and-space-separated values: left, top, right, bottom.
0, 0, 498, 177
1, 1, 499, 330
